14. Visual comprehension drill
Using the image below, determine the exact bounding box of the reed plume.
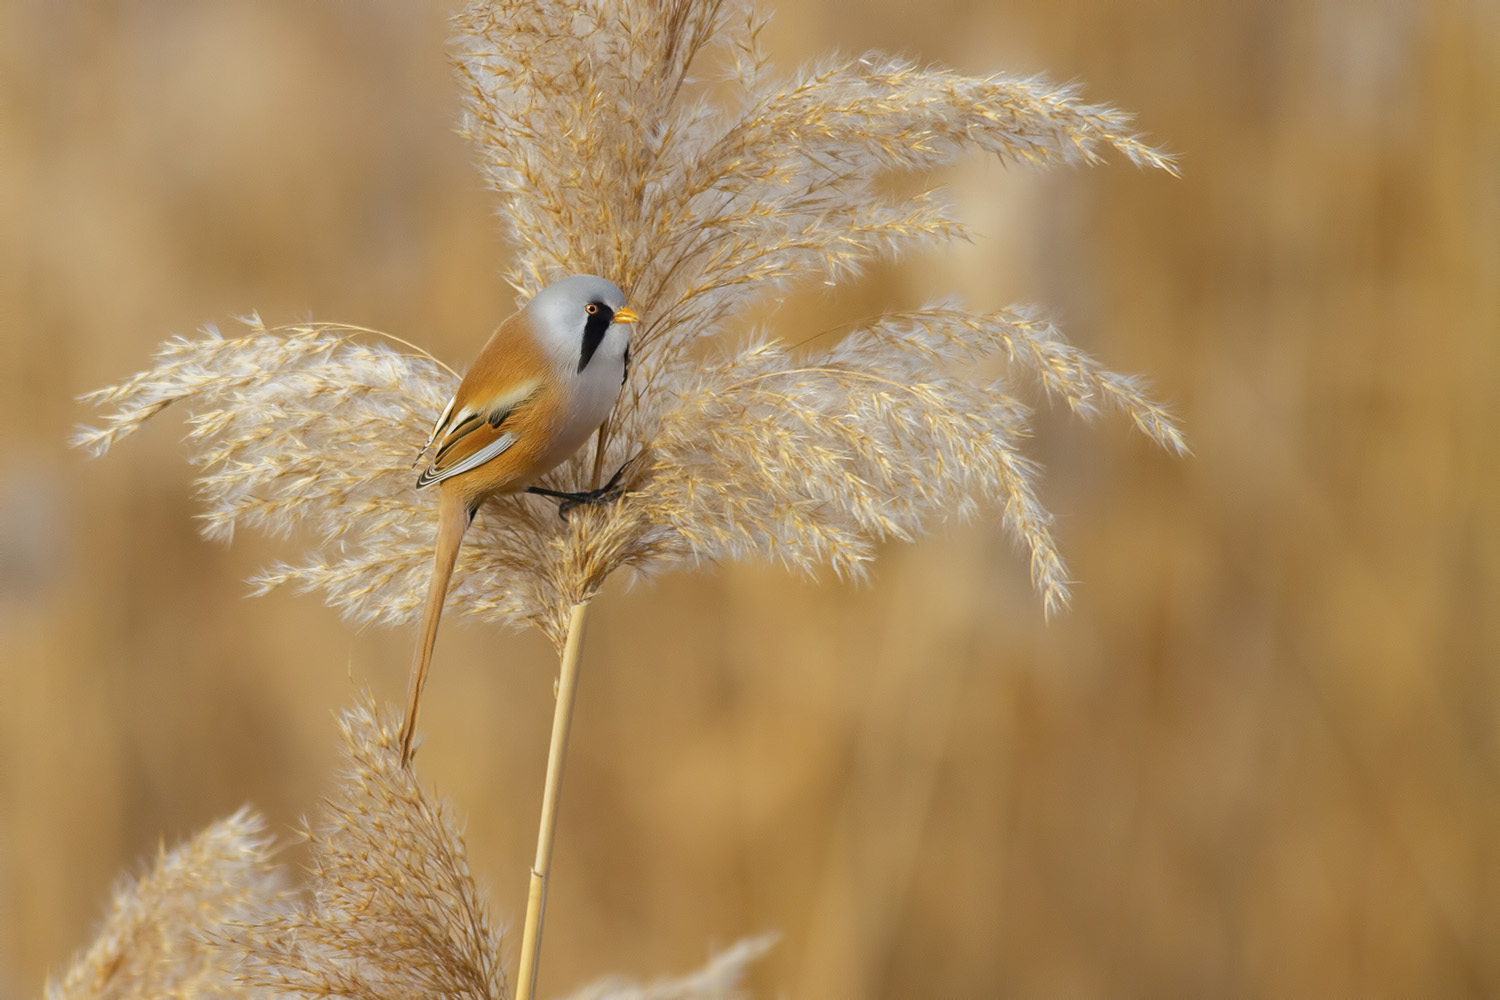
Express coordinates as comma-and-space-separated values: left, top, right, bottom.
74, 0, 1181, 646
562, 936, 776, 1000
223, 699, 507, 1000
43, 809, 281, 1000
44, 700, 773, 1000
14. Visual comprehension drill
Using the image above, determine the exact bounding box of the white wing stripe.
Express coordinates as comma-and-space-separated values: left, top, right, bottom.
424, 395, 460, 451
416, 432, 517, 488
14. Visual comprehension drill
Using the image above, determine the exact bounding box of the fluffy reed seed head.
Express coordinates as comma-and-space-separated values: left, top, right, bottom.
46, 700, 773, 1000
563, 935, 777, 1000
43, 809, 281, 1000
72, 0, 1184, 648
221, 699, 507, 999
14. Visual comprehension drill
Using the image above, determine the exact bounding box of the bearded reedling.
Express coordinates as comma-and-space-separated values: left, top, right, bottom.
398, 274, 639, 763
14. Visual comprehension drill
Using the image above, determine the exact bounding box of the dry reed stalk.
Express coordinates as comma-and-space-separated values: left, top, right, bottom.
71, 0, 1182, 991
515, 601, 591, 1000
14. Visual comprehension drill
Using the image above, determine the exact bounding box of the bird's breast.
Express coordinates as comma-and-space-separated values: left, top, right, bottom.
536, 336, 627, 474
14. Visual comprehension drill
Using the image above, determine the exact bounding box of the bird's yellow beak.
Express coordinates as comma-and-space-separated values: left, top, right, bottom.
613, 306, 640, 324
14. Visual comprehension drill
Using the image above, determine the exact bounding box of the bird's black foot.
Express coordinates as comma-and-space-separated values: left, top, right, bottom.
526, 461, 630, 521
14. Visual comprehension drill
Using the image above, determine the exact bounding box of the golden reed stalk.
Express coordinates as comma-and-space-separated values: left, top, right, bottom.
516, 601, 591, 1000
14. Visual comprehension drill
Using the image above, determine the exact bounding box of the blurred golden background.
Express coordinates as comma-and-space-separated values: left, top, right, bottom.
2, 0, 1496, 996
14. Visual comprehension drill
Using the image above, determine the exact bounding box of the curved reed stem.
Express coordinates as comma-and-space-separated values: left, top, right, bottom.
515, 600, 591, 1000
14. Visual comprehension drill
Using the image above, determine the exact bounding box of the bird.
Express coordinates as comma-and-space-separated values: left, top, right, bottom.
397, 274, 638, 763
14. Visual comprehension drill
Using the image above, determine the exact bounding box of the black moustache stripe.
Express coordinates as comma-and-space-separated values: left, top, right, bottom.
578, 304, 614, 372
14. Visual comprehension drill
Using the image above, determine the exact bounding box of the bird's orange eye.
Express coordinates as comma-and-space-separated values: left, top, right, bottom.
585, 303, 598, 315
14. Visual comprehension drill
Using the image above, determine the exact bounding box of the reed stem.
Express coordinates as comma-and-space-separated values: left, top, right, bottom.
515, 600, 591, 1000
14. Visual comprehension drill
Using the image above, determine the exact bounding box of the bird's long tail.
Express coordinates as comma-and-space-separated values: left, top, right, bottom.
398, 489, 471, 765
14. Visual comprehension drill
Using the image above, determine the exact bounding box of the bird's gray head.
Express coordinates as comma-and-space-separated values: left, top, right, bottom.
525, 274, 637, 374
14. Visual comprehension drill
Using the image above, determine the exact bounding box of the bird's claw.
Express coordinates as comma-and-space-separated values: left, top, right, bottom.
556, 483, 624, 520
526, 458, 635, 520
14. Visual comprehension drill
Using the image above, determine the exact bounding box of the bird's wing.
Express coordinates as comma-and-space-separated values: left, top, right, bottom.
415, 377, 542, 489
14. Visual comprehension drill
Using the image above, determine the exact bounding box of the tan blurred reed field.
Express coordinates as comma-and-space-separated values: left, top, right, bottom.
2, 0, 1497, 997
